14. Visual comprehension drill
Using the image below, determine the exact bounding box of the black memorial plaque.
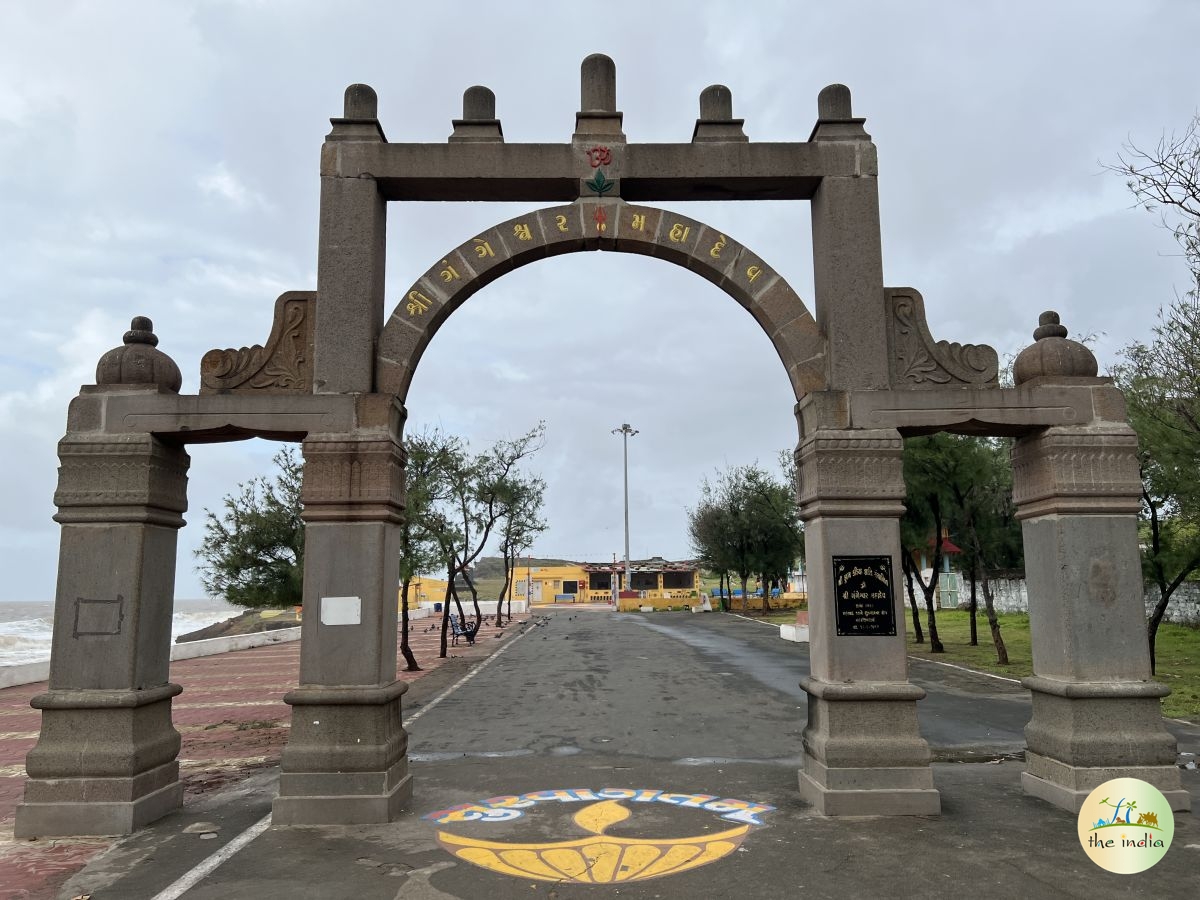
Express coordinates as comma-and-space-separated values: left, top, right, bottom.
832, 555, 896, 636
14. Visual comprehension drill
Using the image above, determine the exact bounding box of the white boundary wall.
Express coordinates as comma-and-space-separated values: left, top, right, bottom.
955, 580, 1200, 626
1, 626, 303, 690
0, 601, 529, 690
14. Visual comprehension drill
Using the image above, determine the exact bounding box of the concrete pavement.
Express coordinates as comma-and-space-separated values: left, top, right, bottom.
23, 610, 1200, 897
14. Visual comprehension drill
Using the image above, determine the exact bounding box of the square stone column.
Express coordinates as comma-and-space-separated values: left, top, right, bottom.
273, 417, 412, 825
1012, 425, 1188, 812
16, 433, 190, 837
796, 427, 940, 815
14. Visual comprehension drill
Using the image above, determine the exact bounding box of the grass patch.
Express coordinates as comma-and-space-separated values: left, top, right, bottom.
906, 609, 1200, 721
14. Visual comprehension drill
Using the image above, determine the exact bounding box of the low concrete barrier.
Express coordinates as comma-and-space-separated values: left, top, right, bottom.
0, 626, 304, 690
168, 626, 302, 662
779, 623, 809, 643
1, 604, 526, 690
0, 660, 50, 690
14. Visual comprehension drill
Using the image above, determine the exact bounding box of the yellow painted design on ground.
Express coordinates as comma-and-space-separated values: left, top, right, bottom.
436, 799, 751, 884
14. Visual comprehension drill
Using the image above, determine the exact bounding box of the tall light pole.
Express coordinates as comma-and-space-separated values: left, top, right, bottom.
612, 423, 638, 597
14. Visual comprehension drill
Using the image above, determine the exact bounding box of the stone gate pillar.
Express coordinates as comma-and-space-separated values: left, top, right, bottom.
17, 319, 189, 838
1013, 423, 1187, 811
1011, 314, 1187, 812
16, 430, 190, 837
315, 84, 388, 395
795, 407, 940, 815
808, 85, 888, 391
273, 397, 412, 824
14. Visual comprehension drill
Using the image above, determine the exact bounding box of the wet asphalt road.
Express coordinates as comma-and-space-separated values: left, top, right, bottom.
62, 610, 1200, 900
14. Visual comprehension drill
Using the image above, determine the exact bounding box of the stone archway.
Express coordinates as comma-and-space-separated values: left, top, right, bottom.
376, 201, 825, 402
15, 53, 1189, 839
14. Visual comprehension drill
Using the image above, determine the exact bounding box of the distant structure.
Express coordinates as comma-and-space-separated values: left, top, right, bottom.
509, 557, 700, 609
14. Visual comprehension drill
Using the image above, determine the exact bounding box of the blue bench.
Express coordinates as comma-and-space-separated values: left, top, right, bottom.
449, 613, 479, 646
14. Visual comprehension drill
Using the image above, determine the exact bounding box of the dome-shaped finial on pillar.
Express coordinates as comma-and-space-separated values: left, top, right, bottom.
450, 85, 504, 142
343, 83, 378, 119
699, 85, 734, 120
574, 53, 624, 141
462, 85, 496, 120
817, 84, 853, 119
810, 83, 868, 142
95, 317, 182, 392
328, 83, 386, 142
580, 53, 617, 112
693, 84, 748, 143
1012, 311, 1099, 385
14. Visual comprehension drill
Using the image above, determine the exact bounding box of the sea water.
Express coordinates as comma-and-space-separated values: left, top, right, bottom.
0, 598, 241, 666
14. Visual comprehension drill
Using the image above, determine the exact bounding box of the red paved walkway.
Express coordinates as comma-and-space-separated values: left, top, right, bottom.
0, 613, 525, 899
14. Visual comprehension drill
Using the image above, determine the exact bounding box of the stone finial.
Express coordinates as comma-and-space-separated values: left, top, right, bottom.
809, 83, 869, 142
693, 84, 747, 143
95, 317, 182, 392
699, 84, 734, 119
327, 83, 387, 142
1012, 311, 1099, 385
580, 53, 617, 111
343, 84, 378, 119
817, 84, 853, 119
450, 85, 503, 142
462, 85, 495, 120
574, 53, 624, 141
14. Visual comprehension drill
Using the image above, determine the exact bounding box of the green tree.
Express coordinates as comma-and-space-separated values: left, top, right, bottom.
495, 471, 547, 625
901, 433, 1022, 661
688, 460, 802, 614
688, 489, 737, 612
902, 436, 953, 652
1114, 305, 1200, 672
1109, 114, 1200, 672
410, 424, 546, 658
400, 430, 463, 671
942, 437, 1022, 665
196, 446, 304, 609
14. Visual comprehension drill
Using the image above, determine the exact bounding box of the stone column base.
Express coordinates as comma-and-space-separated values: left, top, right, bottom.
274, 681, 413, 826
15, 684, 184, 838
1021, 676, 1189, 813
1022, 753, 1191, 813
797, 677, 940, 816
16, 763, 182, 838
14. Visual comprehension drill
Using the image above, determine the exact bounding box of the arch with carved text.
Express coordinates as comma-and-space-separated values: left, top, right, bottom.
376, 199, 826, 402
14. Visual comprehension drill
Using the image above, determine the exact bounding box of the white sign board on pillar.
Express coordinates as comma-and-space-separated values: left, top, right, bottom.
320, 596, 362, 626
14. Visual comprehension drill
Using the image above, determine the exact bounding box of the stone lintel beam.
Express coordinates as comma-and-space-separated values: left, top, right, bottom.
64, 389, 361, 442
795, 384, 1130, 439
321, 141, 868, 202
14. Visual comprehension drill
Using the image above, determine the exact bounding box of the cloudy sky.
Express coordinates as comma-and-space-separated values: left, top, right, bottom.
1, 2, 1196, 600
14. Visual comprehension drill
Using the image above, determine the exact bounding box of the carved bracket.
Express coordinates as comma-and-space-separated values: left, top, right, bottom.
200, 292, 315, 394
886, 288, 998, 388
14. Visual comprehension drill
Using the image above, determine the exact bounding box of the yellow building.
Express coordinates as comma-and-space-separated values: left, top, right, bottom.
508, 558, 701, 611
399, 575, 449, 609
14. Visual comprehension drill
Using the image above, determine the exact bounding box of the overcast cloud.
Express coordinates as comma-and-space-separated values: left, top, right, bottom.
1, 1, 1196, 600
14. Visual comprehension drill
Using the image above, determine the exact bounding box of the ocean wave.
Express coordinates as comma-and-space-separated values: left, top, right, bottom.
0, 633, 55, 666
0, 617, 54, 639
0, 606, 241, 667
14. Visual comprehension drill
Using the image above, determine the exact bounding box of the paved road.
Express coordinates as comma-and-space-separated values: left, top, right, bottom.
61, 610, 1200, 899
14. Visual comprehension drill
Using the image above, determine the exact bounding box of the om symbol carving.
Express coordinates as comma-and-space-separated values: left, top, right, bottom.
586, 146, 613, 168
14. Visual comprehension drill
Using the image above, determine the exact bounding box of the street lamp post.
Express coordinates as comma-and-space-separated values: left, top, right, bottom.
612, 423, 638, 598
